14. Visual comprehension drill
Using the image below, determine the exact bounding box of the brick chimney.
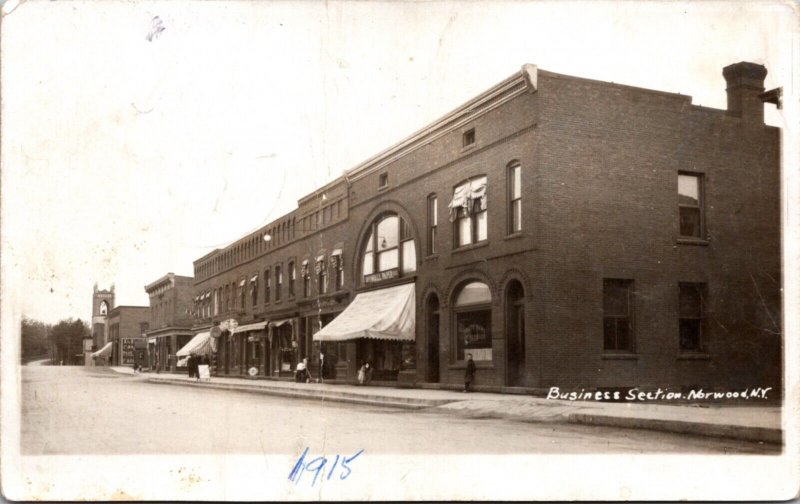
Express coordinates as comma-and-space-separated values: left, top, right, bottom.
722, 62, 768, 123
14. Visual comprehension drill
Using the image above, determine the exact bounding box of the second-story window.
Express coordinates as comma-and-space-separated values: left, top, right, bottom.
302, 260, 310, 297
679, 173, 704, 239
264, 268, 271, 303
316, 255, 328, 295
239, 279, 246, 310
427, 194, 438, 255
449, 176, 488, 247
508, 162, 522, 234
360, 213, 417, 281
332, 250, 344, 290
224, 284, 230, 312
288, 261, 296, 297
250, 274, 258, 307
275, 266, 282, 301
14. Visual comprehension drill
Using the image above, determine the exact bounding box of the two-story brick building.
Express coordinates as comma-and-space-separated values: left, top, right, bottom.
144, 273, 194, 372
106, 305, 151, 368
191, 61, 781, 394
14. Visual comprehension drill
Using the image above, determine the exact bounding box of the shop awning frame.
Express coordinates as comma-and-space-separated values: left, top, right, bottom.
313, 283, 415, 342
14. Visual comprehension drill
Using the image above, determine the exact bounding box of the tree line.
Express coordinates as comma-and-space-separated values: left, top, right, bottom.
21, 317, 91, 365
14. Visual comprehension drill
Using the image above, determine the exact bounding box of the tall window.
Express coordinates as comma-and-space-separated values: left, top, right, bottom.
427, 195, 438, 255
302, 261, 310, 297
264, 268, 271, 303
449, 176, 488, 247
224, 284, 230, 312
288, 261, 296, 297
275, 266, 282, 301
453, 281, 492, 361
213, 289, 219, 316
603, 279, 634, 352
508, 162, 522, 233
250, 275, 258, 307
679, 283, 706, 352
334, 254, 344, 290
679, 173, 704, 238
316, 257, 328, 295
361, 213, 417, 279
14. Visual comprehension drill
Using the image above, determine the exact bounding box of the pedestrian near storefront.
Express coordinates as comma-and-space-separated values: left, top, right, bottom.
464, 353, 476, 392
319, 351, 325, 383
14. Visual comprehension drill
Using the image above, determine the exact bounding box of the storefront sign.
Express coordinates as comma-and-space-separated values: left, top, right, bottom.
364, 268, 399, 284
121, 338, 135, 366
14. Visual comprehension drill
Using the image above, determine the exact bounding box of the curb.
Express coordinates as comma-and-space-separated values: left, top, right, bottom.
144, 377, 452, 410
140, 375, 782, 445
567, 412, 782, 445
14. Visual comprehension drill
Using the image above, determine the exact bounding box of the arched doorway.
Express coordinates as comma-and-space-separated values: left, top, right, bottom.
506, 280, 525, 387
426, 294, 440, 382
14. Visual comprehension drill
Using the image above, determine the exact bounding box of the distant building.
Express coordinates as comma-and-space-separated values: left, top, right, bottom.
144, 273, 194, 372
91, 283, 115, 351
190, 61, 781, 393
107, 306, 151, 367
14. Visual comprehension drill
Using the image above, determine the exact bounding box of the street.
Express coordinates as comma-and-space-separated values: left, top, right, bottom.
21, 365, 776, 455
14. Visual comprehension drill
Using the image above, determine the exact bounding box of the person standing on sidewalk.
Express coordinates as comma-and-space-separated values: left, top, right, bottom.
464, 353, 476, 392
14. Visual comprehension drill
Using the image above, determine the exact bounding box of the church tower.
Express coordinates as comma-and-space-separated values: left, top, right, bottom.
91, 283, 115, 350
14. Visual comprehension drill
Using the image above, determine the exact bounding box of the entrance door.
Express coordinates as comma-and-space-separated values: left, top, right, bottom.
506, 281, 525, 387
426, 295, 440, 382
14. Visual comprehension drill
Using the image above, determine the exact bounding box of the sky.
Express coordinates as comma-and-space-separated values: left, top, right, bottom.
1, 0, 796, 324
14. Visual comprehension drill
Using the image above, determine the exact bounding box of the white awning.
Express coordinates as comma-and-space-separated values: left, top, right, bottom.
239, 279, 246, 286
176, 331, 215, 357
302, 259, 309, 266
91, 342, 113, 358
313, 283, 415, 342
332, 246, 343, 256
316, 254, 325, 263
250, 274, 258, 282
236, 321, 268, 333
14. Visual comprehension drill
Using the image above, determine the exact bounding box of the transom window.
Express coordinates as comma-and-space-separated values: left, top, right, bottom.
453, 281, 492, 362
361, 213, 417, 281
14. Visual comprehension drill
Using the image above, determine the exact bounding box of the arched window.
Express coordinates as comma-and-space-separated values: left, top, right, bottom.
361, 213, 416, 281
99, 301, 108, 316
453, 281, 492, 362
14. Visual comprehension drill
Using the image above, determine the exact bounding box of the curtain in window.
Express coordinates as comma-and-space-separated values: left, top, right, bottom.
448, 176, 487, 222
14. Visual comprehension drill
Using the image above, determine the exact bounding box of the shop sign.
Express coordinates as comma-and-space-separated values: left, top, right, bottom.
364, 268, 399, 284
121, 338, 135, 366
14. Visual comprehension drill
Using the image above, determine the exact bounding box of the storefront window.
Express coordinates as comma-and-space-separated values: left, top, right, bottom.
453, 281, 492, 361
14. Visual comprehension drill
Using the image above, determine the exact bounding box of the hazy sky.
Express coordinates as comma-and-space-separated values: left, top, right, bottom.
1, 0, 795, 324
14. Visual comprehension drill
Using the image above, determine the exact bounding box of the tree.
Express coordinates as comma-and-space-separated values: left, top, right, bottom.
48, 318, 91, 365
21, 317, 51, 362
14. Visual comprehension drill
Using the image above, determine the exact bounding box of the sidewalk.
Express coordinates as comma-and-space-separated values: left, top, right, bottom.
113, 367, 782, 445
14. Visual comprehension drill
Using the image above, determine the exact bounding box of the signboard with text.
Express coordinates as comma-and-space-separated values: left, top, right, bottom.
121, 338, 135, 366
364, 268, 399, 284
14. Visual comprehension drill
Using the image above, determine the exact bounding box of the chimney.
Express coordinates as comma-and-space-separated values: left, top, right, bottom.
722, 62, 768, 123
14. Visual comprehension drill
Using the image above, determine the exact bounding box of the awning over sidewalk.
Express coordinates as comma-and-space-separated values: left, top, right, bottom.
176, 331, 215, 357
91, 342, 113, 358
313, 283, 415, 342
236, 321, 268, 333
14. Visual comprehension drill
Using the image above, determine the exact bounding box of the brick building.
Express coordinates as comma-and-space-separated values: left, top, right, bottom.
191, 61, 781, 393
144, 273, 194, 372
106, 306, 151, 367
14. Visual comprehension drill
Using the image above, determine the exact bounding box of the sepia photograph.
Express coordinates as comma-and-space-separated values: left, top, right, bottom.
1, 0, 798, 500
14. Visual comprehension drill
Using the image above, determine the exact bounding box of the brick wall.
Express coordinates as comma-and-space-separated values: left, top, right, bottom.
191, 64, 781, 392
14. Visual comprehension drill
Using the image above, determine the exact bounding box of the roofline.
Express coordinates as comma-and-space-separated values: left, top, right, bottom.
345, 64, 538, 182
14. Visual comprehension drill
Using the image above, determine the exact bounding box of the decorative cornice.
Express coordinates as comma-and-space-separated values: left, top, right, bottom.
347, 65, 537, 183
